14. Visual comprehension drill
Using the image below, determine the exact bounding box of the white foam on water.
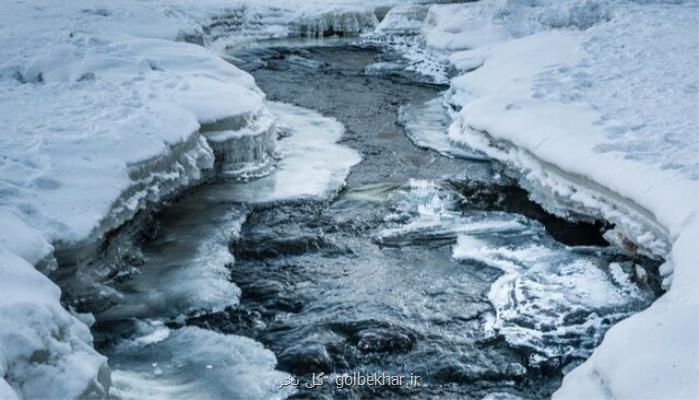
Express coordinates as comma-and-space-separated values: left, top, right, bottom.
453, 230, 654, 366
226, 102, 361, 203
108, 324, 293, 400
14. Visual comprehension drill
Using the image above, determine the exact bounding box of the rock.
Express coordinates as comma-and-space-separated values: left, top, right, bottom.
278, 343, 333, 375
353, 328, 415, 353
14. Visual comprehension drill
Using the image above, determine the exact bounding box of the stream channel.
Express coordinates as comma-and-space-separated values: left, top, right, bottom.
75, 40, 660, 399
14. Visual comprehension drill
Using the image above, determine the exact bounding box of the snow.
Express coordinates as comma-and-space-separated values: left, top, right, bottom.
0, 1, 276, 390
0, 0, 399, 396
555, 218, 699, 400
0, 249, 109, 399
415, 0, 699, 398
2, 0, 697, 398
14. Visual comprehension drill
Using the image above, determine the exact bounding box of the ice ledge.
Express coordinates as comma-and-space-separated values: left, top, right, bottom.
449, 122, 670, 257
52, 131, 213, 264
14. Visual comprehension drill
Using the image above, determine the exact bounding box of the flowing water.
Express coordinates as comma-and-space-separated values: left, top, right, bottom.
81, 42, 660, 399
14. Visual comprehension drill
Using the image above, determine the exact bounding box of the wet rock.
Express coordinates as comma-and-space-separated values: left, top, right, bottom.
184, 308, 265, 336
242, 279, 285, 300
234, 235, 334, 260
278, 343, 333, 374
353, 328, 415, 353
327, 320, 418, 354
431, 356, 526, 384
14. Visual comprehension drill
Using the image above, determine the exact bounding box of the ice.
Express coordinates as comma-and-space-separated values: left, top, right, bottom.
0, 1, 304, 395
452, 224, 654, 367
375, 4, 428, 36
97, 208, 247, 322
555, 219, 699, 400
225, 102, 361, 203
376, 179, 529, 247
202, 109, 278, 180
422, 3, 508, 52
398, 96, 487, 161
107, 324, 293, 400
292, 8, 378, 38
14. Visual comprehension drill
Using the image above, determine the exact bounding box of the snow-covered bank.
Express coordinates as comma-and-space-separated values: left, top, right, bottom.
0, 0, 277, 397
417, 0, 698, 398
0, 0, 424, 396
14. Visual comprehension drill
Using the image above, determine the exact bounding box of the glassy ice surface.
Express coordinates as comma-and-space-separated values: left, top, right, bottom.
453, 224, 654, 367
97, 207, 247, 322
399, 97, 488, 161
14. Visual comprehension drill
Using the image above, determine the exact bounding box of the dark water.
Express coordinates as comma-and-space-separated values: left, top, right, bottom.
85, 43, 659, 400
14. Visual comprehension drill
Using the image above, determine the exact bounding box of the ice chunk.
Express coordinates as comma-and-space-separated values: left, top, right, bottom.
377, 179, 529, 247
292, 8, 378, 38
225, 102, 361, 203
375, 5, 428, 36
202, 108, 278, 180
399, 96, 487, 161
97, 208, 247, 322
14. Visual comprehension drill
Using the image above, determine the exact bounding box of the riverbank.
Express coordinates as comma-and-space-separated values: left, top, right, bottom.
414, 1, 699, 398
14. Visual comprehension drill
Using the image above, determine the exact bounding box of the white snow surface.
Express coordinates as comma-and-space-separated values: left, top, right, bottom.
418, 0, 699, 398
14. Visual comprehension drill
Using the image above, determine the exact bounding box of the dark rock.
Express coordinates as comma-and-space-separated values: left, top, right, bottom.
354, 328, 415, 353
242, 280, 285, 300
278, 343, 333, 375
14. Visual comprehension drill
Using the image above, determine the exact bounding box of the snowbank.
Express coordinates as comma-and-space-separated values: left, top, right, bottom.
0, 0, 270, 397
418, 0, 699, 398
0, 248, 109, 399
